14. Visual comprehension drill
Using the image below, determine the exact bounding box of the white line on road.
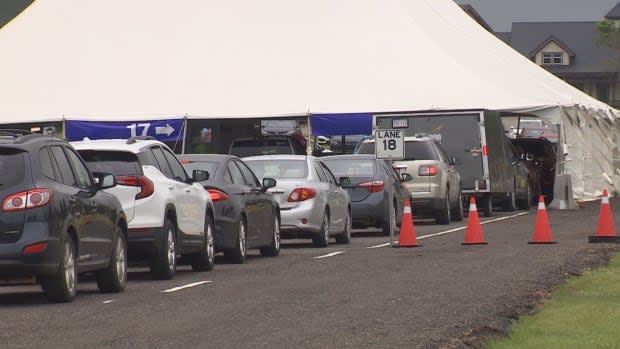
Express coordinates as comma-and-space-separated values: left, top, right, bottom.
314, 251, 346, 259
161, 280, 212, 293
103, 300, 115, 304
367, 212, 530, 247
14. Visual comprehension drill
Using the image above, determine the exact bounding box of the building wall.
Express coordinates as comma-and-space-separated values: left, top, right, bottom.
534, 42, 570, 66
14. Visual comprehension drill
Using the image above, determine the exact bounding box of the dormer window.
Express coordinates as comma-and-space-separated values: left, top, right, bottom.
542, 52, 563, 65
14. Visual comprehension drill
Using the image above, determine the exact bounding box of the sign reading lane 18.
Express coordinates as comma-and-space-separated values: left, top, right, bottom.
375, 129, 405, 160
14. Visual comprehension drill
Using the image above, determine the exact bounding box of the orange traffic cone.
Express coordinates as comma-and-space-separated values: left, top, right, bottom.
589, 189, 619, 243
529, 196, 556, 244
462, 197, 487, 245
396, 199, 420, 248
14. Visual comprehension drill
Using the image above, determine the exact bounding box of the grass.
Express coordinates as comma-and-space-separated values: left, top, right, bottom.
486, 253, 620, 349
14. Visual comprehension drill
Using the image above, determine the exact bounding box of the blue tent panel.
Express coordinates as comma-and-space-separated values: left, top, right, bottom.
311, 113, 372, 136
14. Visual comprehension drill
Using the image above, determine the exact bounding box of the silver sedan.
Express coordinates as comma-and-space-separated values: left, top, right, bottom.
244, 155, 351, 247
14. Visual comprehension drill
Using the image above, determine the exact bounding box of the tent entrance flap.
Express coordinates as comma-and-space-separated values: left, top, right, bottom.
311, 113, 372, 136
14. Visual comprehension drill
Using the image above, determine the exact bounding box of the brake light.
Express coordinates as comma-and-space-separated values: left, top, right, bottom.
2, 189, 52, 212
358, 181, 384, 193
418, 165, 439, 176
23, 242, 48, 255
207, 188, 229, 202
288, 188, 316, 202
116, 175, 155, 200
482, 145, 488, 156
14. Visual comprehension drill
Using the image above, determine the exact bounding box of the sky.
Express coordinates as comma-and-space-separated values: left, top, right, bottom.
455, 0, 618, 32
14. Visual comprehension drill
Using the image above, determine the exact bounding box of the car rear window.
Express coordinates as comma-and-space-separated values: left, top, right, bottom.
357, 140, 437, 160
322, 159, 376, 177
0, 148, 25, 186
182, 161, 219, 178
78, 150, 142, 176
230, 139, 293, 157
244, 159, 308, 180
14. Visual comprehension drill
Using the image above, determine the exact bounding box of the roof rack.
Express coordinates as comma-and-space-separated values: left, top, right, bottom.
0, 129, 32, 136
126, 136, 157, 144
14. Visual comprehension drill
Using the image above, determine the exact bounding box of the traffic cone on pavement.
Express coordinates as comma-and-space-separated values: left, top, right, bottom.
528, 196, 556, 244
396, 199, 420, 248
589, 189, 619, 243
462, 197, 487, 245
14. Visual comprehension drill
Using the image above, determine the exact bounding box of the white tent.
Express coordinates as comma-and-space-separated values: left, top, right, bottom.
0, 0, 618, 199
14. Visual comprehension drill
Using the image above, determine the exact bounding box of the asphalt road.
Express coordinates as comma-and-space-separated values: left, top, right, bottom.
1, 199, 618, 349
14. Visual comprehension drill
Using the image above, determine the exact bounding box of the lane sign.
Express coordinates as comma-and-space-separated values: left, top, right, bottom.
375, 129, 404, 160
66, 118, 185, 142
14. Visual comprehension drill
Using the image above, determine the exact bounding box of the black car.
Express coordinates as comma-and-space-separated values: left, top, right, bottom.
0, 132, 127, 302
180, 154, 280, 263
322, 154, 410, 235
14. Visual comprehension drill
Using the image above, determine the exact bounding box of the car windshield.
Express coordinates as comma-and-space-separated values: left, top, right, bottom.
322, 159, 376, 177
0, 148, 25, 186
245, 159, 308, 180
78, 150, 142, 176
230, 139, 293, 157
182, 161, 219, 178
357, 140, 437, 160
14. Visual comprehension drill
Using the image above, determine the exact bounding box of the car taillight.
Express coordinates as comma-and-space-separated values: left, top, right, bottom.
358, 181, 385, 193
482, 145, 488, 156
288, 188, 316, 202
116, 175, 154, 200
418, 165, 439, 176
23, 242, 48, 255
207, 188, 229, 202
2, 189, 52, 212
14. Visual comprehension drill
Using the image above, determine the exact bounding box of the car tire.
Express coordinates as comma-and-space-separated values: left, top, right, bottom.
335, 210, 352, 244
382, 204, 397, 236
260, 215, 281, 257
481, 194, 493, 217
313, 210, 330, 248
452, 190, 464, 222
42, 237, 77, 303
96, 228, 127, 293
517, 182, 532, 210
435, 192, 452, 225
151, 218, 177, 280
226, 217, 247, 264
191, 214, 215, 271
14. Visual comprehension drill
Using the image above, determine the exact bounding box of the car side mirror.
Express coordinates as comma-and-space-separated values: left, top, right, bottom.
401, 173, 414, 182
262, 177, 277, 191
339, 176, 352, 187
95, 173, 117, 190
192, 170, 209, 182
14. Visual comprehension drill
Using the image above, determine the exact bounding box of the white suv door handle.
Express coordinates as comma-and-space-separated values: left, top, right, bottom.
168, 185, 174, 190
184, 189, 192, 193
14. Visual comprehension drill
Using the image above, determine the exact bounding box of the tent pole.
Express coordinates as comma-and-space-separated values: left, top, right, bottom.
181, 115, 188, 154
306, 111, 312, 155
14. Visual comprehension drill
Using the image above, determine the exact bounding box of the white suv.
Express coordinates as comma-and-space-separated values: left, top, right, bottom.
71, 137, 215, 279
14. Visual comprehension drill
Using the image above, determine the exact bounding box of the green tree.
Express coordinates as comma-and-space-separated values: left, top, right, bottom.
596, 19, 620, 69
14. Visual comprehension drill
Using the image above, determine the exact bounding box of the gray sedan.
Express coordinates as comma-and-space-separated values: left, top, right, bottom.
244, 155, 351, 247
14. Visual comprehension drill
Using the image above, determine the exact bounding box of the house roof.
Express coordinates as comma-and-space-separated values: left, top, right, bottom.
606, 2, 620, 19
510, 22, 617, 74
0, 0, 32, 28
528, 35, 575, 58
459, 4, 494, 33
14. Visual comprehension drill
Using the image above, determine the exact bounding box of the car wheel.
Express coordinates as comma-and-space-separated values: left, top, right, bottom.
42, 237, 77, 303
481, 194, 493, 217
313, 210, 330, 248
335, 210, 352, 244
435, 192, 451, 225
260, 214, 281, 257
382, 204, 397, 236
452, 190, 464, 221
226, 218, 247, 264
96, 228, 127, 293
517, 182, 532, 210
152, 218, 176, 280
191, 214, 215, 271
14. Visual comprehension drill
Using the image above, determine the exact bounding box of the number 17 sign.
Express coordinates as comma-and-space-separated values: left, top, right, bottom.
375, 129, 405, 160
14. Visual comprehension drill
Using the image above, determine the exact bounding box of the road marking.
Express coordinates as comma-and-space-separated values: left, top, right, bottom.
103, 299, 115, 304
161, 280, 212, 293
314, 251, 345, 259
367, 212, 530, 247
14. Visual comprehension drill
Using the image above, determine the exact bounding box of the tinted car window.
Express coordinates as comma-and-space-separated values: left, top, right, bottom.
230, 139, 293, 157
0, 148, 25, 186
65, 148, 93, 189
151, 147, 174, 179
358, 140, 437, 160
182, 161, 219, 179
322, 159, 376, 177
162, 149, 188, 182
78, 150, 142, 176
320, 162, 338, 184
235, 160, 260, 187
50, 146, 77, 187
245, 160, 308, 180
39, 148, 56, 180
227, 161, 246, 185
313, 162, 328, 182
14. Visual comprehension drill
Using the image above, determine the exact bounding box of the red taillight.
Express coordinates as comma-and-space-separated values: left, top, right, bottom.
207, 188, 229, 202
287, 188, 316, 202
358, 181, 385, 193
23, 242, 48, 255
2, 189, 52, 212
482, 145, 488, 156
418, 165, 439, 176
180, 159, 192, 164
117, 175, 154, 200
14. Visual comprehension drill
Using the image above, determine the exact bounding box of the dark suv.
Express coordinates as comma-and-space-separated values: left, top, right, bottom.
0, 132, 127, 302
